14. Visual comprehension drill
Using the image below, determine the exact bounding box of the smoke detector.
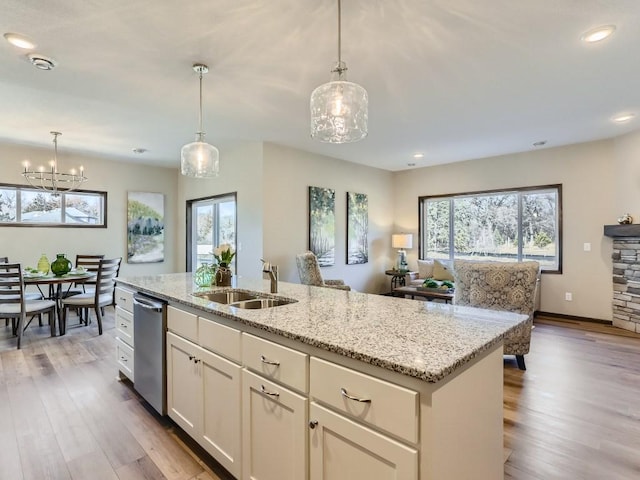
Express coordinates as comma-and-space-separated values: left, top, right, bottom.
28, 53, 56, 70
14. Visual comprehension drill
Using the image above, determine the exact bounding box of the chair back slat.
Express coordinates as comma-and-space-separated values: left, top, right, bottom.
75, 254, 105, 273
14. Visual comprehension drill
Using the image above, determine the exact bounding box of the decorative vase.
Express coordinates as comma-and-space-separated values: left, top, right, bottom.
37, 253, 50, 274
50, 253, 72, 276
215, 265, 232, 287
194, 263, 215, 287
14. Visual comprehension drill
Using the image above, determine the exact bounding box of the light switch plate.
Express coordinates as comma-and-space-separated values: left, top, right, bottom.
583, 243, 591, 251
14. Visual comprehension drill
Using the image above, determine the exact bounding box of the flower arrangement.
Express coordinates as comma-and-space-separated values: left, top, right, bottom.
213, 243, 236, 267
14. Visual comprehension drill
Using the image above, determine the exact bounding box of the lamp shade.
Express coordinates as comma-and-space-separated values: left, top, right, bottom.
392, 233, 413, 249
310, 79, 368, 143
181, 140, 219, 178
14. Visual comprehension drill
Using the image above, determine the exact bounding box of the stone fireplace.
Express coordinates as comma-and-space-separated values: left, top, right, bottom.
604, 224, 640, 333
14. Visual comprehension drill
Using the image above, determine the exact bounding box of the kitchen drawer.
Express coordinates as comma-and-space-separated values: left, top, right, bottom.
199, 317, 241, 363
115, 306, 134, 347
310, 357, 419, 443
115, 287, 134, 313
242, 333, 309, 393
116, 337, 134, 382
167, 305, 198, 342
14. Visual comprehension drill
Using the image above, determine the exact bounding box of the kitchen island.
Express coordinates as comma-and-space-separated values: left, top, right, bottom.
116, 273, 528, 480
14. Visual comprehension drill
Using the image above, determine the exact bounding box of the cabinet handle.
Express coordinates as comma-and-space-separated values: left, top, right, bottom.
260, 355, 280, 366
189, 355, 195, 361
120, 357, 127, 362
309, 420, 318, 429
120, 323, 127, 328
340, 387, 371, 403
260, 385, 280, 397
194, 358, 201, 364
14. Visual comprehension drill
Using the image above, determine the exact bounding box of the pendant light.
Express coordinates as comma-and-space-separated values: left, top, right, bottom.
22, 131, 87, 195
310, 0, 368, 143
181, 63, 219, 178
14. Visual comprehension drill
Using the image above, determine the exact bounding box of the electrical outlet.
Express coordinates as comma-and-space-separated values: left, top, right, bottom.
565, 292, 573, 301
584, 243, 591, 252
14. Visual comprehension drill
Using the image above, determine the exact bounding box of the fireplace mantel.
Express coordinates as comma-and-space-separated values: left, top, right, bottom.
603, 224, 640, 237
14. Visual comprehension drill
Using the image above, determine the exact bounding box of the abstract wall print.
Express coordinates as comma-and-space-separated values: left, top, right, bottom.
127, 192, 165, 263
309, 186, 335, 266
347, 192, 368, 264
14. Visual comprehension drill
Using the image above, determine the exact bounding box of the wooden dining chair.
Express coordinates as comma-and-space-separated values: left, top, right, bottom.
63, 254, 105, 297
59, 257, 122, 336
0, 263, 57, 348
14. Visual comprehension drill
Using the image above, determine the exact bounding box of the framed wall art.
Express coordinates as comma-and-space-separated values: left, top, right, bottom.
346, 192, 368, 264
127, 191, 165, 263
308, 186, 335, 266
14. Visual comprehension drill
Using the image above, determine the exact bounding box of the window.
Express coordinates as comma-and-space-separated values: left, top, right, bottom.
0, 184, 107, 227
420, 185, 561, 272
186, 193, 237, 271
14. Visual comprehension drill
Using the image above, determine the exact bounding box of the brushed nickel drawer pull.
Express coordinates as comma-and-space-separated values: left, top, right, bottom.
260, 385, 280, 397
340, 387, 371, 403
260, 355, 280, 366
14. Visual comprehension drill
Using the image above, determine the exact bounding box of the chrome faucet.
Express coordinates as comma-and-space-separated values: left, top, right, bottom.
261, 259, 279, 293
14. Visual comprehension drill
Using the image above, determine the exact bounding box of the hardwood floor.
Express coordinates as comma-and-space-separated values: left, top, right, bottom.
1, 309, 639, 479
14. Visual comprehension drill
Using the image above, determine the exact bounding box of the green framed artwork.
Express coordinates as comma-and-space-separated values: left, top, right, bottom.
347, 192, 368, 264
127, 191, 165, 263
309, 186, 335, 266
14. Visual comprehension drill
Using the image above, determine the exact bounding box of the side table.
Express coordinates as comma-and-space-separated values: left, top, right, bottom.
385, 269, 416, 291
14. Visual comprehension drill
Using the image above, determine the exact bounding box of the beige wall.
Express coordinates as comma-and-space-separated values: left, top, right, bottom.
0, 142, 178, 276
176, 141, 265, 278
393, 140, 617, 320
262, 143, 395, 293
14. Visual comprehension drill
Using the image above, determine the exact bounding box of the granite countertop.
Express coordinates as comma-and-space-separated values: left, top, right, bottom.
117, 273, 528, 383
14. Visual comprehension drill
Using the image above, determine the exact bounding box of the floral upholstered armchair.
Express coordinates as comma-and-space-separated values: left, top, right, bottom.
453, 259, 540, 370
295, 252, 351, 291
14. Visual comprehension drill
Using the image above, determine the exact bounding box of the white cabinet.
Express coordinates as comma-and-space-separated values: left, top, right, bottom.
242, 369, 308, 480
115, 286, 135, 381
309, 403, 418, 480
167, 330, 242, 478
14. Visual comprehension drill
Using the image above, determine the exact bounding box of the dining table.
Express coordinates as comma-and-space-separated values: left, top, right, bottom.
24, 271, 97, 336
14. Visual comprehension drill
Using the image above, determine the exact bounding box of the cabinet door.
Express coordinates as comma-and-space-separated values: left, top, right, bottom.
166, 332, 201, 438
200, 347, 242, 478
309, 403, 418, 480
242, 369, 307, 480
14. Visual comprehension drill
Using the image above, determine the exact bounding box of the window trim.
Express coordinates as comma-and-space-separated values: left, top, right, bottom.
186, 192, 237, 272
418, 184, 562, 274
0, 183, 108, 228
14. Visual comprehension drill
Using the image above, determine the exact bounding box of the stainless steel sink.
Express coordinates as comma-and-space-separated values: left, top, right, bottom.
192, 289, 297, 309
192, 290, 259, 304
230, 298, 297, 309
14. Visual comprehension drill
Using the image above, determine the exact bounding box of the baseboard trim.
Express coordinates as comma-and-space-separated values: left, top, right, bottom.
535, 311, 612, 325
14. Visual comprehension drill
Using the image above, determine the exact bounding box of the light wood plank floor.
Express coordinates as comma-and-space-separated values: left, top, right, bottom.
1, 309, 639, 479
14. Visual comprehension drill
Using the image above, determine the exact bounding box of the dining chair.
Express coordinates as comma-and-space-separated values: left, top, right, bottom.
0, 263, 57, 348
295, 251, 351, 291
59, 257, 122, 335
62, 254, 105, 297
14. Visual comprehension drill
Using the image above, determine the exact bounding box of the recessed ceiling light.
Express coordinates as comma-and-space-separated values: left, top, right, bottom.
612, 113, 635, 123
28, 53, 56, 70
412, 153, 424, 159
3, 32, 36, 49
533, 141, 547, 147
132, 148, 147, 154
581, 25, 616, 43
407, 162, 416, 167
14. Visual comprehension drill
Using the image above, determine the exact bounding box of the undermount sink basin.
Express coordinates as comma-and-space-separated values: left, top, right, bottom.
230, 298, 297, 309
192, 290, 260, 304
192, 289, 297, 309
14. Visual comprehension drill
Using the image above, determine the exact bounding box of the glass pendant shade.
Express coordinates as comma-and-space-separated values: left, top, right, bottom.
181, 135, 219, 178
181, 63, 219, 178
310, 70, 368, 143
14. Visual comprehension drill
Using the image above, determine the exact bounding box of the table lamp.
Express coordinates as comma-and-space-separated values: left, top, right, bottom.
392, 233, 413, 271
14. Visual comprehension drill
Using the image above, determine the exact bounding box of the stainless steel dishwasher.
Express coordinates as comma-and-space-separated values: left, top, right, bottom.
133, 292, 167, 415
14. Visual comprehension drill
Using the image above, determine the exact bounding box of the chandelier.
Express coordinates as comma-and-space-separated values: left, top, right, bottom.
22, 131, 87, 195
181, 63, 220, 178
310, 0, 368, 143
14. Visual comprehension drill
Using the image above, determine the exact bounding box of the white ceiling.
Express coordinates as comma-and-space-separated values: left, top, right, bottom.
1, 0, 640, 172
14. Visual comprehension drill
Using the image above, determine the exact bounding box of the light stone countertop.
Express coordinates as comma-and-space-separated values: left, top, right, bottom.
117, 273, 528, 383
